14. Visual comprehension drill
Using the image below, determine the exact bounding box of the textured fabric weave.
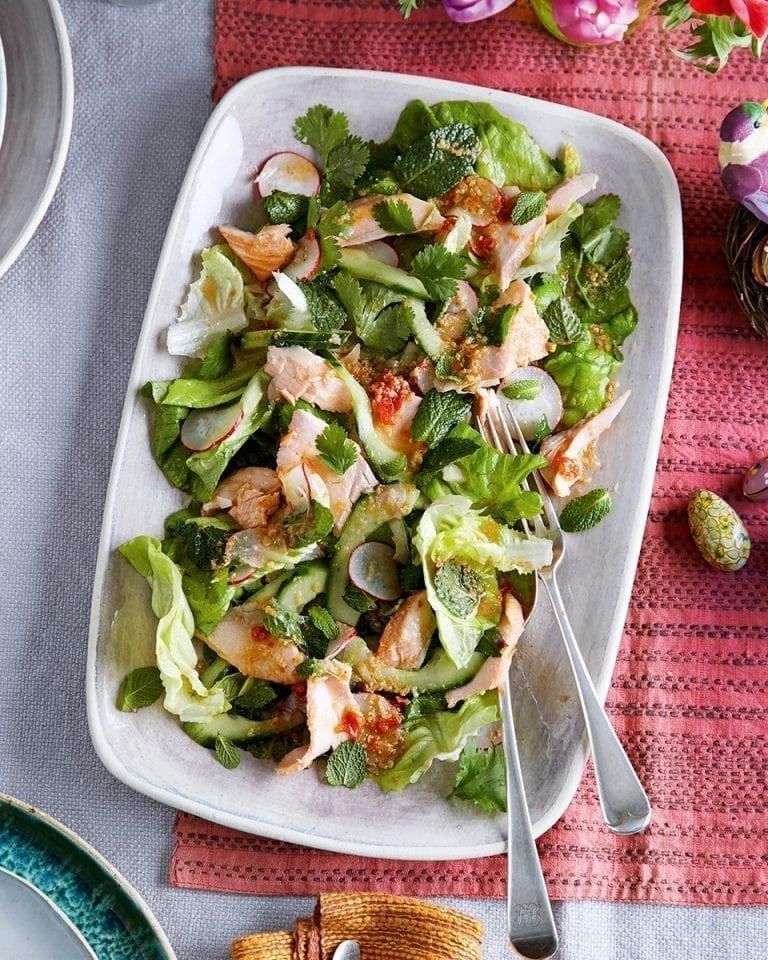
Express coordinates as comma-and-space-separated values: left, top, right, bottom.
171, 0, 768, 906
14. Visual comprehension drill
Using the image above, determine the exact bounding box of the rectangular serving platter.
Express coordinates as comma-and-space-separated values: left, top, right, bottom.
87, 66, 682, 859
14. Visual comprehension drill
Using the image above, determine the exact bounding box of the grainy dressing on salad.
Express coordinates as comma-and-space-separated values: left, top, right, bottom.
117, 99, 637, 810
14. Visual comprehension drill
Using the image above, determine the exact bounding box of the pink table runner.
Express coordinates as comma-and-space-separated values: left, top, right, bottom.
171, 0, 768, 905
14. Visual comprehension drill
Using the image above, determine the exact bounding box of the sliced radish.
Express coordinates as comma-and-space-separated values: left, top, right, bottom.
348, 542, 401, 602
354, 240, 399, 267
498, 367, 563, 441
325, 625, 357, 659
273, 270, 309, 312
443, 176, 503, 227
283, 230, 321, 282
180, 403, 243, 452
444, 279, 478, 316
228, 564, 256, 585
254, 152, 320, 199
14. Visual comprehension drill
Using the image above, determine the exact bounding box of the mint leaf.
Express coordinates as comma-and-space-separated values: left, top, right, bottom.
316, 422, 358, 475
411, 244, 466, 303
326, 740, 367, 788
343, 583, 377, 612
373, 198, 417, 234
263, 608, 305, 645
559, 488, 611, 532
451, 741, 506, 813
308, 605, 340, 642
544, 297, 583, 345
263, 191, 310, 226
233, 680, 278, 712
286, 500, 335, 548
532, 415, 552, 444
394, 123, 481, 199
300, 279, 347, 331
502, 380, 541, 401
434, 351, 463, 383
511, 190, 546, 225
418, 436, 481, 482
198, 333, 234, 380
296, 658, 331, 679
434, 560, 484, 618
214, 735, 241, 770
410, 389, 473, 448
116, 666, 163, 712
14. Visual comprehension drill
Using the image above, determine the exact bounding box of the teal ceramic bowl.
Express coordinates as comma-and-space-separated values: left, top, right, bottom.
0, 795, 175, 960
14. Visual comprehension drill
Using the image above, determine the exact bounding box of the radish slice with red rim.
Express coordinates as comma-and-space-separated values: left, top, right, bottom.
284, 230, 321, 282
498, 367, 563, 441
180, 403, 243, 452
348, 542, 401, 602
254, 152, 320, 198
228, 564, 256, 585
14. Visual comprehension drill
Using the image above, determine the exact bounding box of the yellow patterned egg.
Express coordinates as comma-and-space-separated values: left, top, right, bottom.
687, 490, 750, 572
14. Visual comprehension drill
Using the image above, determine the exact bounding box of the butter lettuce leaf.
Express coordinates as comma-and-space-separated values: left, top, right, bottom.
451, 740, 507, 813
168, 246, 248, 358
118, 536, 229, 722
542, 339, 620, 428
376, 690, 499, 792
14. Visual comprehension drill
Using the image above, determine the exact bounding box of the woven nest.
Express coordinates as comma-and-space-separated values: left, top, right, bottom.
723, 205, 768, 339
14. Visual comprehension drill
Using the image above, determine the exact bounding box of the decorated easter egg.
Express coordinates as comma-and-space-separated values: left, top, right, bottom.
743, 455, 768, 502
687, 490, 750, 572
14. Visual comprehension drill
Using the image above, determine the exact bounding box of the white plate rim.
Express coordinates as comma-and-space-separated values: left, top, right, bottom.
87, 65, 683, 860
0, 0, 74, 280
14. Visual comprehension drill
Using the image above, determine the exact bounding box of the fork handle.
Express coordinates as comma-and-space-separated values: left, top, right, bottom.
499, 683, 559, 960
540, 576, 652, 836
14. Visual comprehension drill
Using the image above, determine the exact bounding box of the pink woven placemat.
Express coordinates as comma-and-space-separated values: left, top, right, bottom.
171, 0, 768, 905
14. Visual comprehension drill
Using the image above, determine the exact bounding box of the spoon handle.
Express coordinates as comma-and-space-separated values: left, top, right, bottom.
540, 575, 652, 836
500, 682, 559, 960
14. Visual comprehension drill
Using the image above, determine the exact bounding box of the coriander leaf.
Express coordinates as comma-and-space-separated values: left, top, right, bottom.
326, 740, 367, 788
559, 488, 612, 532
308, 605, 340, 641
332, 274, 404, 352
373, 198, 417, 234
502, 380, 541, 401
325, 135, 370, 193
394, 123, 481, 199
511, 190, 547, 225
398, 0, 423, 16
316, 201, 352, 272
263, 190, 310, 227
544, 297, 584, 345
451, 741, 506, 813
214, 735, 241, 770
285, 500, 335, 548
410, 389, 473, 448
116, 666, 163, 712
316, 422, 358, 475
293, 105, 349, 167
434, 560, 484, 618
410, 244, 465, 303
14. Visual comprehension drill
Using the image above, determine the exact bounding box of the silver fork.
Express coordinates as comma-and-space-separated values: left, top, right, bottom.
478, 390, 652, 836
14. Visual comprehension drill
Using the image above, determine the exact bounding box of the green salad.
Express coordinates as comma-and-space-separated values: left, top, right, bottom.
118, 99, 637, 810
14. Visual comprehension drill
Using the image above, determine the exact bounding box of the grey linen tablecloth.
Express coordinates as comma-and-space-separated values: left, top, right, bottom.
0, 1, 762, 957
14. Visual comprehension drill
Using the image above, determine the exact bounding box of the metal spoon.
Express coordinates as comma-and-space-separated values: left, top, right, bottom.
501, 573, 558, 959
332, 940, 361, 960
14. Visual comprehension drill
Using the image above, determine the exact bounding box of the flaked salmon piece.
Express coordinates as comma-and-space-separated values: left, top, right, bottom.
202, 467, 282, 528
444, 594, 525, 708
461, 280, 551, 389
546, 174, 598, 221
486, 214, 546, 291
265, 345, 353, 413
376, 591, 436, 670
218, 224, 296, 282
276, 660, 362, 775
206, 612, 305, 685
339, 193, 445, 247
353, 692, 405, 775
540, 390, 630, 497
276, 408, 377, 533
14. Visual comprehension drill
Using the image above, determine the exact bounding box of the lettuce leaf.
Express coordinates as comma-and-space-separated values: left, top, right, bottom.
516, 203, 583, 281
451, 740, 506, 813
542, 339, 620, 428
118, 536, 229, 722
168, 246, 248, 358
376, 690, 499, 792
414, 495, 552, 667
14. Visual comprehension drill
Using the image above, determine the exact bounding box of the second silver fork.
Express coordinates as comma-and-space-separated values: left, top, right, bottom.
479, 390, 652, 836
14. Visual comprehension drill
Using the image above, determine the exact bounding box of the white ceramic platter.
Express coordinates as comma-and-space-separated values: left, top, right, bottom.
0, 35, 7, 155
0, 0, 73, 280
87, 67, 682, 860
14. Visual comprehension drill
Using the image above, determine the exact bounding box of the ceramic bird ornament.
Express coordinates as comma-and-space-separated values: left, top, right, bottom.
719, 100, 768, 224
